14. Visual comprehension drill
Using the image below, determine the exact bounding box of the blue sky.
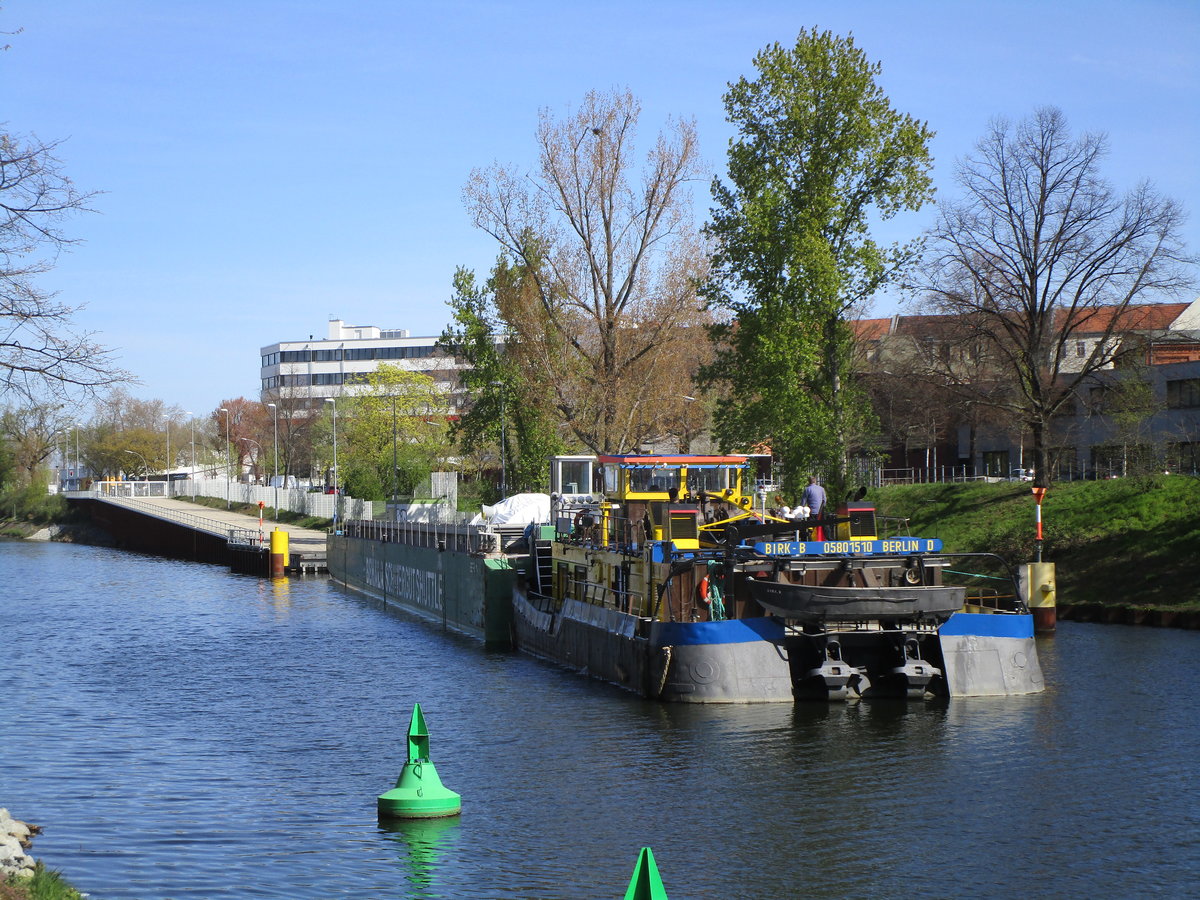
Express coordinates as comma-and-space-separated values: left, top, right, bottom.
6, 0, 1198, 416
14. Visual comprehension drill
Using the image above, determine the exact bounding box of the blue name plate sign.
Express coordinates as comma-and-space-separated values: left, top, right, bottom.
752, 538, 943, 556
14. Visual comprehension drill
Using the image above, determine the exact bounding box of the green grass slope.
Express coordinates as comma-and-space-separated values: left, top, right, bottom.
866, 476, 1200, 611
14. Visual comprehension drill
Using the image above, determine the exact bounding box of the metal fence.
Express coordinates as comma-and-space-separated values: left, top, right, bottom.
874, 467, 992, 486
167, 478, 378, 520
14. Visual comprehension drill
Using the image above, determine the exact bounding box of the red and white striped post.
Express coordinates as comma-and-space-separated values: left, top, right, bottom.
1028, 486, 1056, 632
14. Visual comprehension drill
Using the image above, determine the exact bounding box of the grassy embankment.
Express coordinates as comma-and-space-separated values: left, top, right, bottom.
0, 865, 83, 900
867, 475, 1200, 612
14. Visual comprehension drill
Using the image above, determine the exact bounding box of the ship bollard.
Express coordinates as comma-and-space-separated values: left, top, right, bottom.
378, 703, 461, 819
1018, 561, 1057, 633
623, 847, 668, 900
269, 528, 289, 577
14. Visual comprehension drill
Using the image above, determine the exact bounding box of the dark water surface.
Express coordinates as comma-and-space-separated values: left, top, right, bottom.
2, 541, 1197, 898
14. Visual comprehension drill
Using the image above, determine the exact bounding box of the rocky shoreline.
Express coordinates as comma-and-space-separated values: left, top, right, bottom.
0, 809, 40, 880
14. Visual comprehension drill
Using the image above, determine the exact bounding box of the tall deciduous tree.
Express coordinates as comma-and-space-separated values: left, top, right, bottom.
464, 88, 709, 454
1, 131, 129, 399
439, 259, 566, 496
917, 107, 1194, 487
319, 365, 449, 500
701, 29, 934, 499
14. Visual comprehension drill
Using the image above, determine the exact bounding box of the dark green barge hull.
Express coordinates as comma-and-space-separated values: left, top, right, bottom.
327, 532, 517, 648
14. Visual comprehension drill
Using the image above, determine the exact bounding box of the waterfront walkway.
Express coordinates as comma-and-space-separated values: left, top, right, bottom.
71, 491, 328, 572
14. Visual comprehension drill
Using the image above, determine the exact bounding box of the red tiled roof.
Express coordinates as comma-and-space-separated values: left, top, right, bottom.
1057, 303, 1189, 335
851, 303, 1187, 341
853, 318, 891, 341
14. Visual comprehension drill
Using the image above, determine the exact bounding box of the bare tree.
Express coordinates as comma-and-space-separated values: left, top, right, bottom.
464, 89, 709, 454
916, 108, 1194, 486
1, 131, 129, 400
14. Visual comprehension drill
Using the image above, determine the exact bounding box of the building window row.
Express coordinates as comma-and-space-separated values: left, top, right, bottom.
262, 346, 440, 367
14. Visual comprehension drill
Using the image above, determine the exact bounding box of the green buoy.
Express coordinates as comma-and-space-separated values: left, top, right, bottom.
378, 703, 462, 819
623, 847, 668, 900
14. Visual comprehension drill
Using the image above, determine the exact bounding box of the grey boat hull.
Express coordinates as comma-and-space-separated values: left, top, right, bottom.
749, 580, 966, 623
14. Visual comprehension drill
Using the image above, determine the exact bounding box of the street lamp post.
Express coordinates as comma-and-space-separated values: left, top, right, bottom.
75, 425, 82, 490
186, 412, 195, 499
491, 381, 506, 499
162, 415, 171, 495
267, 402, 279, 522
54, 431, 65, 490
219, 408, 231, 509
123, 449, 151, 485
325, 397, 339, 526
391, 396, 398, 502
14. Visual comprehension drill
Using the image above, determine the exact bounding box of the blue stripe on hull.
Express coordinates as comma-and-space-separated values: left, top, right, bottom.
938, 611, 1034, 639
654, 617, 785, 645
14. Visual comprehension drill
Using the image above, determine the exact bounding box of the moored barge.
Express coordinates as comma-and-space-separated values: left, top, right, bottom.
330, 454, 1044, 702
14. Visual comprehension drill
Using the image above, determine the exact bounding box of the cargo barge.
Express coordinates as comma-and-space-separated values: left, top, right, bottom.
329, 454, 1044, 701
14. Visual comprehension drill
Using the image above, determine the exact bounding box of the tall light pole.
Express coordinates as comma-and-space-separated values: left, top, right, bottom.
219, 407, 231, 509
75, 424, 82, 490
162, 414, 171, 494
491, 381, 506, 499
267, 401, 279, 521
325, 397, 339, 525
54, 431, 65, 489
391, 396, 398, 502
186, 412, 195, 499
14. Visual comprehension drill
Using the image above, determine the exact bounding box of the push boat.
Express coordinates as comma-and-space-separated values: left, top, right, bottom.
328, 454, 1044, 702
513, 454, 1043, 701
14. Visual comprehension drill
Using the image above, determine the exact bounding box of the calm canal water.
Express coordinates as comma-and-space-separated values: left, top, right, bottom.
2, 541, 1197, 898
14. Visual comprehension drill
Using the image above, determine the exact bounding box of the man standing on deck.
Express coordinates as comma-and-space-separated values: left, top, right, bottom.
802, 475, 827, 540
802, 475, 826, 518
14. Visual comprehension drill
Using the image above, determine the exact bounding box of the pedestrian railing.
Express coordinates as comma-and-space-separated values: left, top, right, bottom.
89, 491, 238, 538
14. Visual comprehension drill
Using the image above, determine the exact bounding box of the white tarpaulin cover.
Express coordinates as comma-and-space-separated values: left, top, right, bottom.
471, 492, 551, 526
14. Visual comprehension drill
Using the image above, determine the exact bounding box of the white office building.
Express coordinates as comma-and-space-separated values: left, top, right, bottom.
260, 318, 464, 408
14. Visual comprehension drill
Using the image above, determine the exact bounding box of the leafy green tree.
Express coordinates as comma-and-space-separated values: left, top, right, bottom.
701, 29, 934, 499
316, 365, 449, 501
88, 426, 165, 479
0, 401, 68, 484
440, 259, 567, 497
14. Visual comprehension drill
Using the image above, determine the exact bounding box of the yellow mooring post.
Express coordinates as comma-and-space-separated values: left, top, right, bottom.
1020, 561, 1058, 633
623, 847, 668, 900
1025, 487, 1056, 632
269, 527, 289, 578
378, 703, 461, 819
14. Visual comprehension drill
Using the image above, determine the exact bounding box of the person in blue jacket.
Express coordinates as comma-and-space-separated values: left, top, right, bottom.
801, 475, 826, 519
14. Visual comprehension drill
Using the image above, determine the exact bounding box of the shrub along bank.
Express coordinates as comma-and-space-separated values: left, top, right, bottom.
867, 476, 1200, 613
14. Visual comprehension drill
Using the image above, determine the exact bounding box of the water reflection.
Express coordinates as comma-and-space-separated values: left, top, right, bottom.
378, 816, 460, 898
4, 542, 1198, 899
257, 574, 292, 610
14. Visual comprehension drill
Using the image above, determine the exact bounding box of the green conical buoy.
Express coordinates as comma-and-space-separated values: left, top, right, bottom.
623, 847, 668, 900
378, 703, 462, 819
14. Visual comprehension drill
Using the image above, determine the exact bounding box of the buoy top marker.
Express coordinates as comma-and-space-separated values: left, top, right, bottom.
623, 847, 668, 900
408, 702, 430, 762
